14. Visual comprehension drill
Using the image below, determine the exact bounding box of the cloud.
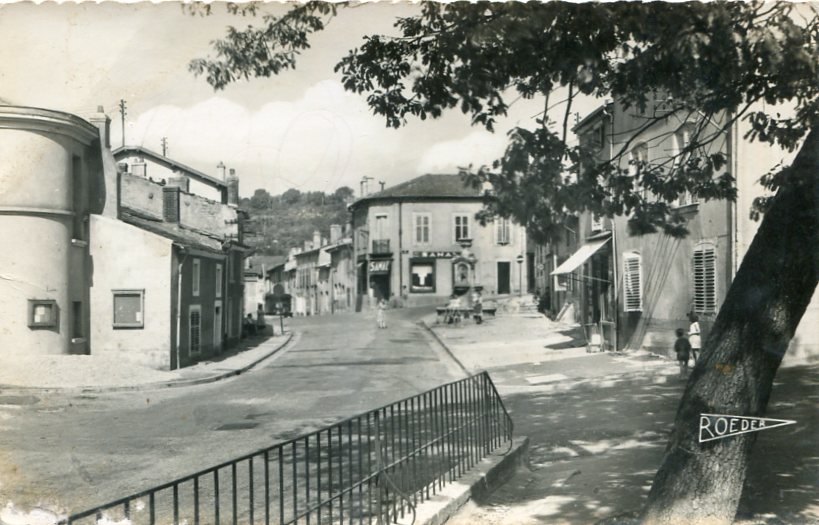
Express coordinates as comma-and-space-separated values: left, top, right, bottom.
119, 80, 404, 197
416, 130, 509, 175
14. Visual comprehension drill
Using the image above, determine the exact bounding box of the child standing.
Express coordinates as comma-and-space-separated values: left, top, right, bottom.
674, 328, 692, 379
376, 298, 387, 329
688, 313, 702, 362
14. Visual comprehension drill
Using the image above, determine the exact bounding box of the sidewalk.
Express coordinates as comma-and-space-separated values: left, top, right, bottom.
425, 307, 818, 524
0, 331, 293, 392
424, 311, 678, 390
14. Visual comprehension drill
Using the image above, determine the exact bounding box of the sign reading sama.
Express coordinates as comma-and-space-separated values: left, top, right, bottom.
699, 413, 796, 443
368, 260, 391, 274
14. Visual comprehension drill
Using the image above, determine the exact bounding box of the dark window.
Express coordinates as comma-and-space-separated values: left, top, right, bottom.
189, 306, 202, 354
410, 260, 435, 293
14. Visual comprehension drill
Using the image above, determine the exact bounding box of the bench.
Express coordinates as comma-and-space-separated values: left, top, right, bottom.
435, 306, 497, 324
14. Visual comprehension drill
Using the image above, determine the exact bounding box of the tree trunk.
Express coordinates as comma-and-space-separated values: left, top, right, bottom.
640, 127, 818, 525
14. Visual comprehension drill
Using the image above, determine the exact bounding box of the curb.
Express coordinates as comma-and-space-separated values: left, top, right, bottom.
0, 332, 295, 394
399, 436, 530, 525
417, 320, 470, 376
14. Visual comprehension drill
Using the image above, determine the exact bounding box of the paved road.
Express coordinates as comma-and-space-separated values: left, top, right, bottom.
0, 308, 464, 515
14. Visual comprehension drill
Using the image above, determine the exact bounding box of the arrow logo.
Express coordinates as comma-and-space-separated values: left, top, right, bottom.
699, 414, 796, 443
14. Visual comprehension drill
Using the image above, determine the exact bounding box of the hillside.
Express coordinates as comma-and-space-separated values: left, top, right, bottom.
240, 187, 353, 255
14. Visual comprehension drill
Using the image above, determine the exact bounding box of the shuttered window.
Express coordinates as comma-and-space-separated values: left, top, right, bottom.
189, 305, 202, 355
623, 253, 643, 312
414, 214, 431, 245
496, 218, 511, 245
693, 245, 717, 314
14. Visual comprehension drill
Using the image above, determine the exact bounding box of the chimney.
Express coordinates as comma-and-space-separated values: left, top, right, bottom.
217, 161, 226, 180
330, 224, 342, 243
163, 186, 180, 223
131, 157, 147, 178
88, 106, 111, 149
167, 169, 189, 192
312, 230, 321, 249
379, 181, 385, 192
226, 168, 239, 207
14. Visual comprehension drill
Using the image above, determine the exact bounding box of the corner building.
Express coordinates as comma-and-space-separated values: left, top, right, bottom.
349, 174, 528, 309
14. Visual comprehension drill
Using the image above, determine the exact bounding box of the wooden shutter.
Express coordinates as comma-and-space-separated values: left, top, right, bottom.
693, 245, 717, 313
623, 253, 642, 312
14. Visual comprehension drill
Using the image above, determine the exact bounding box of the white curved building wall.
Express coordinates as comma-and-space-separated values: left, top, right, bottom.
0, 107, 99, 356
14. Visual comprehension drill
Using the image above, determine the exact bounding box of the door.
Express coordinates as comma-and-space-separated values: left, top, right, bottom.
497, 262, 511, 294
214, 301, 223, 352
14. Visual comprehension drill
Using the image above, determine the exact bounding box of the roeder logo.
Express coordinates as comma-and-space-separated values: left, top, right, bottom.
699, 414, 796, 443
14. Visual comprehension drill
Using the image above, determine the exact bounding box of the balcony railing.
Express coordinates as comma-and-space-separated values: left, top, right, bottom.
371, 239, 391, 255
60, 372, 513, 525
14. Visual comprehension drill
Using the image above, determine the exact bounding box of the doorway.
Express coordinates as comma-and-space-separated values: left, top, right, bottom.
214, 301, 223, 353
497, 262, 511, 294
371, 274, 391, 301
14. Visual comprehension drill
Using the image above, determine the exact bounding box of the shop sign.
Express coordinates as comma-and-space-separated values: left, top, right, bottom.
368, 260, 391, 274
413, 250, 459, 259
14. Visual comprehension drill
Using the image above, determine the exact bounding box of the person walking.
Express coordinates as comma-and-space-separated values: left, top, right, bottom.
473, 291, 483, 324
688, 313, 702, 362
674, 328, 692, 379
256, 304, 266, 336
376, 298, 387, 329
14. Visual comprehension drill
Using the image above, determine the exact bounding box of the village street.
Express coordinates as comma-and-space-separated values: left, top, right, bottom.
0, 309, 464, 516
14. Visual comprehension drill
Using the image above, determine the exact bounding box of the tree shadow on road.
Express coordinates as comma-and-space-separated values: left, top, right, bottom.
461, 365, 818, 524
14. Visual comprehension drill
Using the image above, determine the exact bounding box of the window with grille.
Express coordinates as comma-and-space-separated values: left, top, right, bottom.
112, 290, 144, 328
623, 253, 643, 312
453, 214, 470, 242
496, 218, 511, 245
414, 214, 431, 245
693, 244, 717, 314
189, 305, 202, 355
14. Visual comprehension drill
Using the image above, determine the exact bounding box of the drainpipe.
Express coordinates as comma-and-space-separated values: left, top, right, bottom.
398, 200, 403, 304
729, 114, 739, 277
609, 105, 620, 351
174, 247, 188, 370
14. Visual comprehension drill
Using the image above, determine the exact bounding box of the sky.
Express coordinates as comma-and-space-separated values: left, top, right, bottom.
0, 2, 599, 198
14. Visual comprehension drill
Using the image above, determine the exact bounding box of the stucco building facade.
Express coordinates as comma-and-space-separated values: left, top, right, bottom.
349, 174, 528, 309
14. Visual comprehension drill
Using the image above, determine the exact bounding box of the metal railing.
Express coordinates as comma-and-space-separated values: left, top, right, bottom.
61, 372, 513, 525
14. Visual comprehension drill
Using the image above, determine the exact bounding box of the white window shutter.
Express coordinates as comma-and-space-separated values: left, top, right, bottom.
623, 253, 642, 312
693, 245, 717, 314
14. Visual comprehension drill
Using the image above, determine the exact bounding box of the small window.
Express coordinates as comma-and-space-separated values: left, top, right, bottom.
192, 258, 201, 297
623, 253, 643, 312
189, 305, 202, 355
216, 263, 223, 298
673, 125, 699, 207
410, 260, 436, 293
414, 214, 431, 245
28, 299, 58, 328
453, 214, 470, 242
112, 290, 144, 328
693, 244, 717, 314
496, 218, 511, 245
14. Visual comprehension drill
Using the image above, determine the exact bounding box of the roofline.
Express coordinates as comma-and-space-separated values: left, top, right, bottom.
573, 102, 613, 133
0, 105, 99, 145
113, 145, 228, 190
349, 194, 489, 212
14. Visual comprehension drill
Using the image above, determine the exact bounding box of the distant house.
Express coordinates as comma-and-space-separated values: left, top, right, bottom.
348, 174, 528, 309
244, 254, 285, 317
273, 225, 354, 316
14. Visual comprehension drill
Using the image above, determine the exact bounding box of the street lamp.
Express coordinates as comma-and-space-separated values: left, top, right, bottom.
516, 254, 524, 297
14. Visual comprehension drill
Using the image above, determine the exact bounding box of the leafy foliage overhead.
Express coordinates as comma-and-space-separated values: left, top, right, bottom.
192, 2, 818, 242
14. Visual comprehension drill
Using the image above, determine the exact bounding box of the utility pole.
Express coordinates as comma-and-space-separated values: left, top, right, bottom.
161, 137, 168, 156
118, 99, 127, 148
